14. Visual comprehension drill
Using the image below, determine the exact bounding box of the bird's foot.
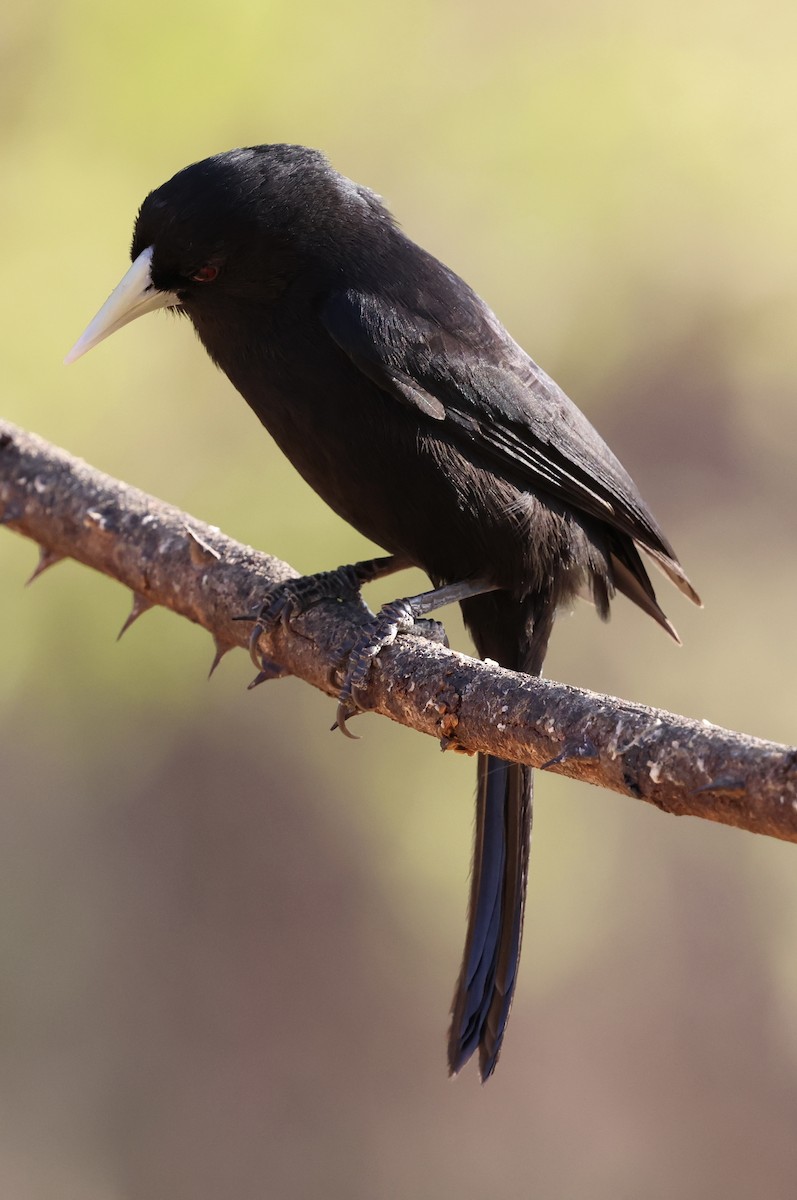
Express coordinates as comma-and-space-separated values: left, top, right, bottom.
245, 555, 404, 676
332, 574, 495, 738
247, 566, 358, 663
334, 600, 448, 738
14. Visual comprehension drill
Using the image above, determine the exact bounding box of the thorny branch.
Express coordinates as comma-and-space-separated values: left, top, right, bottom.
1, 417, 796, 844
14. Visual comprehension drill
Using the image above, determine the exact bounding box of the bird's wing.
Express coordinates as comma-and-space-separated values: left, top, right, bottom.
320, 287, 699, 603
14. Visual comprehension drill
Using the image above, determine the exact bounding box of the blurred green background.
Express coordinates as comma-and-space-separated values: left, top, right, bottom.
2, 1, 797, 1196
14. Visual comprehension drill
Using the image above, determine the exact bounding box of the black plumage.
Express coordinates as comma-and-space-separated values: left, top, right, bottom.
69, 144, 699, 1079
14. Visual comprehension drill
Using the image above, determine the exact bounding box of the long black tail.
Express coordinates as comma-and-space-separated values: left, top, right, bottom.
448, 753, 532, 1079
449, 592, 552, 1080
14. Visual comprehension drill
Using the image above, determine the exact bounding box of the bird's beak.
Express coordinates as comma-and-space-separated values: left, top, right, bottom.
64, 245, 181, 364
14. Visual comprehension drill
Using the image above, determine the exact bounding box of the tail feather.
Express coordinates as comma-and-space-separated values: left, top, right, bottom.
639, 543, 702, 607
452, 761, 506, 1060
610, 548, 681, 643
448, 524, 697, 1078
482, 758, 532, 1060
448, 755, 532, 1079
450, 591, 552, 1081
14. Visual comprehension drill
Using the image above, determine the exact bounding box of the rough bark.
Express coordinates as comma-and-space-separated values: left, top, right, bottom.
2, 417, 796, 844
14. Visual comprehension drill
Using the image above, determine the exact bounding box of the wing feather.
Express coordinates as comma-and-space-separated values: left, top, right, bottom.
321, 286, 699, 605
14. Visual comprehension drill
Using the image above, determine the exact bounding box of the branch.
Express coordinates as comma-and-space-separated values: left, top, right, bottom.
2, 417, 796, 844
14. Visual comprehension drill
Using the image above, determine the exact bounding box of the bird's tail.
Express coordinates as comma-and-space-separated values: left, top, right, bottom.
448, 753, 532, 1080
449, 593, 551, 1080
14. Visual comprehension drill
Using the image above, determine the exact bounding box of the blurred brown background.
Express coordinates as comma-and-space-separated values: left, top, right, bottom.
2, 1, 797, 1196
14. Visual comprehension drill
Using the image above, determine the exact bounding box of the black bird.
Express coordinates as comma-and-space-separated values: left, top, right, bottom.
67, 145, 700, 1080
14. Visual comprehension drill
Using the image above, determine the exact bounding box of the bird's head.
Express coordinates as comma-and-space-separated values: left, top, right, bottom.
66, 144, 388, 363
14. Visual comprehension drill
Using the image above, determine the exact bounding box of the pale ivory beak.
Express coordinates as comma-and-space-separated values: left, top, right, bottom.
65, 245, 181, 364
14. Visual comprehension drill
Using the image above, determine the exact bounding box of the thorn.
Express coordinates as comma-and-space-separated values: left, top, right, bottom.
246, 657, 288, 689
540, 736, 599, 772
539, 750, 567, 771
208, 635, 233, 679
185, 524, 222, 566
694, 776, 747, 795
26, 546, 66, 585
117, 592, 154, 641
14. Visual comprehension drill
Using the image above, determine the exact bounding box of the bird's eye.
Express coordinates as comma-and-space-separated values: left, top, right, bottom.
190, 264, 219, 283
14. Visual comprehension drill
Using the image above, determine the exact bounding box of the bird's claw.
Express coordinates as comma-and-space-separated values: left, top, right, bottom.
333, 699, 361, 739
332, 598, 420, 738
246, 564, 376, 670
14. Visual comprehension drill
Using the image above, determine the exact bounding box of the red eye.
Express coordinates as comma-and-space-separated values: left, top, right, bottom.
190, 264, 219, 283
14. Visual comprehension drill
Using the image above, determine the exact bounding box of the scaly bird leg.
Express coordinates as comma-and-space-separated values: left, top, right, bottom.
336, 577, 499, 737
246, 554, 410, 670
